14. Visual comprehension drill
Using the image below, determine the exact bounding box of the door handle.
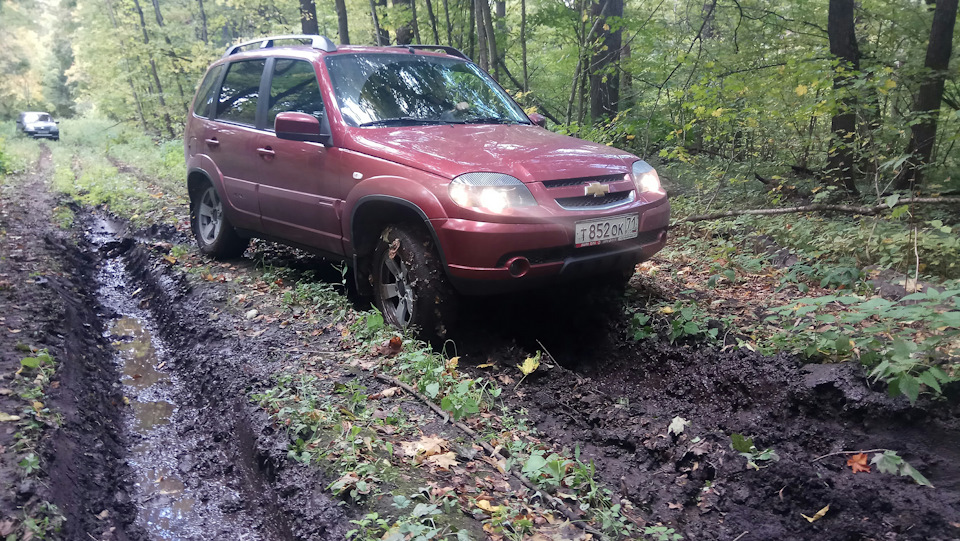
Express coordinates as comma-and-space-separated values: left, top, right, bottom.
204, 138, 219, 147
257, 147, 276, 159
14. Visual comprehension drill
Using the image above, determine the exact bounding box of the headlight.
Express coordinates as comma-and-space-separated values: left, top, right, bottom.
632, 160, 665, 195
448, 173, 537, 213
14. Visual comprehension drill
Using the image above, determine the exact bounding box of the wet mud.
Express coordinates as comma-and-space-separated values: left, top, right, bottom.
453, 290, 960, 540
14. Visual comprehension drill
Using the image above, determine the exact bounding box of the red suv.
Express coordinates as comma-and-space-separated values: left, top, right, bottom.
184, 35, 669, 336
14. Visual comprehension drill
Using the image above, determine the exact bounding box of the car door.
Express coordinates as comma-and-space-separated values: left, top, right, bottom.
208, 58, 268, 229
256, 57, 345, 255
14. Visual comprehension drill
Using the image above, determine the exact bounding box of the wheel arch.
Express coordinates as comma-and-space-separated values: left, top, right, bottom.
350, 195, 449, 294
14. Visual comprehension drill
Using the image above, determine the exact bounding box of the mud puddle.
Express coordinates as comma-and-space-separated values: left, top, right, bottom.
91, 216, 268, 541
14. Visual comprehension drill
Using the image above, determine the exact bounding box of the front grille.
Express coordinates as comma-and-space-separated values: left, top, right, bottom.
555, 190, 634, 210
542, 174, 625, 189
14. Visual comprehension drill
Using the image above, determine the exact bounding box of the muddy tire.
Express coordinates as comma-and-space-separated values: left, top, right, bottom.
372, 224, 457, 338
190, 182, 248, 259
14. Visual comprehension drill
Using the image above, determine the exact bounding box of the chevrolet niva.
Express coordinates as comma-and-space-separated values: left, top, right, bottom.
184, 35, 669, 336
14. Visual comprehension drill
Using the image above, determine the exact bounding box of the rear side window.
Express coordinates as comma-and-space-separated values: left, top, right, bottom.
267, 59, 324, 128
193, 65, 223, 119
216, 59, 266, 126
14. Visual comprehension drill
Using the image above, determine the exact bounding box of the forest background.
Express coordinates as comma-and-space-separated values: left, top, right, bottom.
1, 0, 959, 197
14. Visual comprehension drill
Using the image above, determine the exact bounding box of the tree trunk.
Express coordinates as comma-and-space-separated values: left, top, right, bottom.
441, 0, 453, 46
826, 0, 860, 194
520, 0, 528, 91
424, 0, 440, 43
196, 0, 208, 42
395, 0, 416, 44
894, 0, 958, 190
475, 0, 488, 69
131, 0, 174, 138
104, 0, 147, 130
479, 0, 498, 79
588, 0, 623, 121
370, 0, 389, 45
335, 0, 350, 43
467, 0, 476, 59
299, 0, 319, 34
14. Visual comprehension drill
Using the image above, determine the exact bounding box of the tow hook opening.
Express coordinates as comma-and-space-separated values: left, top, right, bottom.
506, 257, 531, 278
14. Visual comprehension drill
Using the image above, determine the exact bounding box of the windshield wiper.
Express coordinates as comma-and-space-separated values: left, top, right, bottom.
456, 116, 524, 125
359, 117, 446, 127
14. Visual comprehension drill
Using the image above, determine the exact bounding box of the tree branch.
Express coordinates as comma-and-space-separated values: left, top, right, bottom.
674, 197, 960, 224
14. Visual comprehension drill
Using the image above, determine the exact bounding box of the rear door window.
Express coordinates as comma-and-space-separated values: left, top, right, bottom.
266, 59, 325, 128
193, 65, 223, 119
216, 59, 266, 126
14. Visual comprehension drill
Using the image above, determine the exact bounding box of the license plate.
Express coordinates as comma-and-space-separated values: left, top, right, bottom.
574, 214, 639, 247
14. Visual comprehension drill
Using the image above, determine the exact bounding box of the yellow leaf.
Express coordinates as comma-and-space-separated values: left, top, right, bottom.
602, 23, 610, 31
711, 108, 723, 117
795, 84, 808, 97
626, 134, 635, 140
885, 79, 897, 89
32, 401, 43, 410
476, 499, 502, 513
477, 363, 495, 369
517, 351, 542, 376
0, 412, 21, 422
162, 255, 177, 264
660, 306, 674, 314
447, 356, 459, 370
801, 504, 830, 523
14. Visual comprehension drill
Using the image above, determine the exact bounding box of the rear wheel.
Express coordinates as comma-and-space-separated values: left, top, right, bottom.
372, 224, 457, 338
190, 181, 249, 259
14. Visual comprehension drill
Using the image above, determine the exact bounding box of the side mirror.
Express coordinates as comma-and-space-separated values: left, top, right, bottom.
275, 112, 332, 146
528, 113, 546, 128
55, 120, 60, 124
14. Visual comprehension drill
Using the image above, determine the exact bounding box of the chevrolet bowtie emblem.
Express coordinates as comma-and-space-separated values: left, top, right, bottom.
584, 182, 610, 197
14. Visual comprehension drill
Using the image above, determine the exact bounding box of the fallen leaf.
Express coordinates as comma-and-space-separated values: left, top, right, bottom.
0, 520, 14, 536
476, 499, 502, 513
477, 363, 495, 369
32, 401, 43, 410
162, 255, 177, 264
801, 504, 830, 523
518, 351, 542, 376
96, 509, 110, 520
370, 387, 401, 399
0, 388, 13, 396
847, 453, 871, 473
668, 502, 683, 509
401, 435, 447, 458
668, 416, 690, 436
0, 412, 21, 422
387, 336, 402, 354
426, 452, 458, 470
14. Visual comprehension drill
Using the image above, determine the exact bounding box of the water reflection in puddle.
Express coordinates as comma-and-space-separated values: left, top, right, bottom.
111, 316, 199, 540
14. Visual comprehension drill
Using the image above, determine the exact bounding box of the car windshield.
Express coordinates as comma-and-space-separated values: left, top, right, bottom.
24, 113, 53, 123
325, 53, 529, 127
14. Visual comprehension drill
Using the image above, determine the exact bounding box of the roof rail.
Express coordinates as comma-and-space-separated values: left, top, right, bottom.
223, 35, 338, 57
390, 45, 471, 61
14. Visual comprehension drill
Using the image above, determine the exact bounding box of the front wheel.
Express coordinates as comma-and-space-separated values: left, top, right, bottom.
372, 224, 457, 338
190, 181, 249, 259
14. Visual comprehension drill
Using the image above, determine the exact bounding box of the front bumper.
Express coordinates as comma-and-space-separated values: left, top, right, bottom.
437, 198, 670, 295
26, 130, 58, 139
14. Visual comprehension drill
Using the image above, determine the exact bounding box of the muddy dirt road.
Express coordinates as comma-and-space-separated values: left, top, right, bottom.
2, 147, 959, 540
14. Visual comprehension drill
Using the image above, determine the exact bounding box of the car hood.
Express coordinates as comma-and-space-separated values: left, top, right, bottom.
344, 124, 636, 182
26, 121, 57, 129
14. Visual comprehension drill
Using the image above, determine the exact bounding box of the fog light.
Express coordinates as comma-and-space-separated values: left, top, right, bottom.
506, 257, 530, 278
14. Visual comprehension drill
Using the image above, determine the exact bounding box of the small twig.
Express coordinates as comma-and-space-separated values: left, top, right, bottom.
536, 338, 559, 365
732, 532, 749, 541
373, 370, 606, 539
812, 448, 891, 462
374, 372, 448, 423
